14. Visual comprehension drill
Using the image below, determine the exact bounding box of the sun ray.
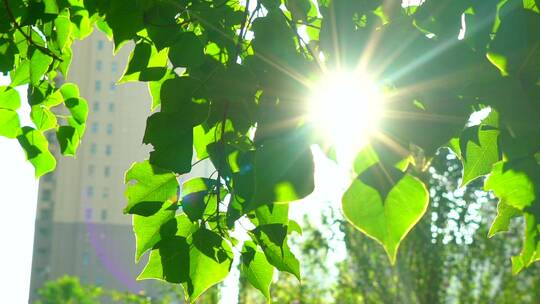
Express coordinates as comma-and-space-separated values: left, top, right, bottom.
372, 131, 411, 160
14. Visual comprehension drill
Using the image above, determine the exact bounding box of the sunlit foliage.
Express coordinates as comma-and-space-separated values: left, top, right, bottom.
1, 0, 540, 302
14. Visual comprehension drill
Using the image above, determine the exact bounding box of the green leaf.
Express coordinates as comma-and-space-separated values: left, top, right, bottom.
56, 126, 80, 156
64, 97, 88, 124
17, 127, 56, 178
143, 112, 194, 174
143, 2, 182, 50
29, 49, 54, 84
43, 0, 59, 14
133, 200, 178, 262
168, 32, 205, 68
58, 47, 72, 77
287, 219, 302, 235
255, 203, 289, 225
59, 83, 86, 125
486, 52, 509, 76
0, 86, 21, 110
511, 213, 540, 274
0, 109, 21, 138
488, 201, 521, 237
43, 89, 64, 108
524, 0, 540, 13
70, 7, 93, 40
120, 40, 168, 83
484, 159, 537, 211
67, 116, 85, 139
285, 0, 312, 21
250, 130, 314, 210
31, 105, 57, 131
59, 82, 79, 99
148, 70, 175, 111
342, 165, 429, 264
180, 178, 217, 222
96, 19, 113, 40
54, 9, 72, 51
250, 224, 301, 280
184, 229, 233, 301
353, 144, 379, 175
138, 214, 197, 281
193, 121, 234, 160
241, 241, 274, 301
0, 39, 17, 73
139, 226, 233, 303
123, 160, 179, 215
159, 77, 209, 119
459, 125, 500, 186
104, 0, 145, 51
10, 60, 31, 87
489, 6, 540, 78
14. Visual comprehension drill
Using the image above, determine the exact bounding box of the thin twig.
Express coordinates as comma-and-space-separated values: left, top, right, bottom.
191, 156, 209, 168
3, 0, 63, 62
280, 9, 320, 65
231, 0, 251, 64
215, 99, 230, 234
296, 21, 321, 30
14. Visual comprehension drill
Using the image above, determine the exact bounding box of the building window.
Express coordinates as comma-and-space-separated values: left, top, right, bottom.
101, 210, 107, 221
105, 145, 112, 156
111, 61, 118, 73
97, 40, 104, 50
88, 164, 95, 176
41, 189, 52, 201
39, 227, 49, 236
91, 122, 98, 133
37, 247, 48, 255
106, 123, 112, 135
95, 80, 101, 91
82, 253, 90, 266
93, 102, 99, 112
109, 82, 116, 91
40, 209, 52, 220
96, 60, 102, 71
85, 208, 92, 220
42, 173, 53, 182
90, 144, 97, 155
86, 186, 94, 197
104, 166, 111, 177
102, 187, 109, 199
108, 103, 115, 112
35, 267, 45, 276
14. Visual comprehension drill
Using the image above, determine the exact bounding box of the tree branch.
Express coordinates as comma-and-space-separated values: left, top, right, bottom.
2, 0, 63, 62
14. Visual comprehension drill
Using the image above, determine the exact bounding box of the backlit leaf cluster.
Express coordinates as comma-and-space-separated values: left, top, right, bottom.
2, 0, 540, 301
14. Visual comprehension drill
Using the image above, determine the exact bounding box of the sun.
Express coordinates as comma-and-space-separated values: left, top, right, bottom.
308, 70, 384, 163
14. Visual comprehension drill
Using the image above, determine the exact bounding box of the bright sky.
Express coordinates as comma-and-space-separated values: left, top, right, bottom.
0, 75, 38, 303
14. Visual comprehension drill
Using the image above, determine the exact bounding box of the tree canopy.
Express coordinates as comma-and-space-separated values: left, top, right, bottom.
1, 0, 540, 302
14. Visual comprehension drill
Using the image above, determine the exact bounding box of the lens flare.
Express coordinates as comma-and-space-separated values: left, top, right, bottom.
308, 71, 384, 163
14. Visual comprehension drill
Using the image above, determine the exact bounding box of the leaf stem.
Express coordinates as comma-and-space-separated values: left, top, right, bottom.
2, 0, 63, 62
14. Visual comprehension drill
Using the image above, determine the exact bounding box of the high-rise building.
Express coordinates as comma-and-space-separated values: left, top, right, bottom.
28, 31, 212, 302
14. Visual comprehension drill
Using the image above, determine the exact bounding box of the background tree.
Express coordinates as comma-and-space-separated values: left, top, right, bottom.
238, 149, 540, 304
336, 149, 540, 304
35, 275, 220, 304
35, 276, 106, 304
237, 214, 336, 303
